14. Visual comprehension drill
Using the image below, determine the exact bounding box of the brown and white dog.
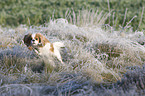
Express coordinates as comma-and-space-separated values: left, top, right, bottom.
23, 33, 64, 64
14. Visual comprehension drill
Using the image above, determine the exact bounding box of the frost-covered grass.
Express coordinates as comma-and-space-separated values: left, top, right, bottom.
0, 12, 145, 95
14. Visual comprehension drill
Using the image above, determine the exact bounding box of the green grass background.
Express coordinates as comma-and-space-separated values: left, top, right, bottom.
0, 0, 145, 30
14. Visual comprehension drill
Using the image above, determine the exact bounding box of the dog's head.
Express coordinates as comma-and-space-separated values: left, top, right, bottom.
23, 33, 50, 48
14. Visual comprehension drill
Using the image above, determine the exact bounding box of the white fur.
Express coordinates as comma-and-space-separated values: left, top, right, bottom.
36, 42, 64, 64
31, 33, 39, 46
53, 42, 64, 63
32, 33, 36, 39
53, 42, 64, 50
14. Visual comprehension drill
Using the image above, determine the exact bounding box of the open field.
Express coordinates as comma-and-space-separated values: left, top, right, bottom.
0, 8, 145, 95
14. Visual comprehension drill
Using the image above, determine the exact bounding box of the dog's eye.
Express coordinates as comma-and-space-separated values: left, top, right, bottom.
36, 38, 38, 40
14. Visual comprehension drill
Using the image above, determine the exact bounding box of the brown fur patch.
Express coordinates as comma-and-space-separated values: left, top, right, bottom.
28, 46, 33, 50
50, 43, 54, 52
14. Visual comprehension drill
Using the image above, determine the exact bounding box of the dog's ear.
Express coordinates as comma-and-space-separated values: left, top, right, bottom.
39, 37, 41, 43
23, 33, 32, 46
36, 33, 50, 46
35, 33, 43, 46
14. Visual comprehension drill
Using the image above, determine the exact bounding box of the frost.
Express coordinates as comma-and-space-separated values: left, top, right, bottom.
0, 19, 145, 95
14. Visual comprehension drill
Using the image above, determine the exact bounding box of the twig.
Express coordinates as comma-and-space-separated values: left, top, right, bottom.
138, 6, 144, 30
124, 15, 137, 30
107, 0, 111, 24
122, 8, 128, 27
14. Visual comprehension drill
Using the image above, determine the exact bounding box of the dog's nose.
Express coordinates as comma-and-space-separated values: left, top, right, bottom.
32, 39, 35, 41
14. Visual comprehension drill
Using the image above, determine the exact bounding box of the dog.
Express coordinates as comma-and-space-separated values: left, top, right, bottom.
23, 33, 64, 64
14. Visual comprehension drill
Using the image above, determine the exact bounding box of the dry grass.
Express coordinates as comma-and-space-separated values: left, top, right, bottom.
0, 10, 145, 95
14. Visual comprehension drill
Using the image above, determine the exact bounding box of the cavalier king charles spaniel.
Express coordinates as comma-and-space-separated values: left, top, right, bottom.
23, 33, 64, 64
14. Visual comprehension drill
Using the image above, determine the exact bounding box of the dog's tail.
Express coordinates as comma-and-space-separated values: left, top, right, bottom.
53, 42, 64, 50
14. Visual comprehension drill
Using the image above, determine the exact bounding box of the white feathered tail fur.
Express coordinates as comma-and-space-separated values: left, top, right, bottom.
53, 42, 64, 50
52, 42, 64, 64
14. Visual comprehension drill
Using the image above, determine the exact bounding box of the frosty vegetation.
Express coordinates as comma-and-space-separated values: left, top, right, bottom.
0, 11, 145, 95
